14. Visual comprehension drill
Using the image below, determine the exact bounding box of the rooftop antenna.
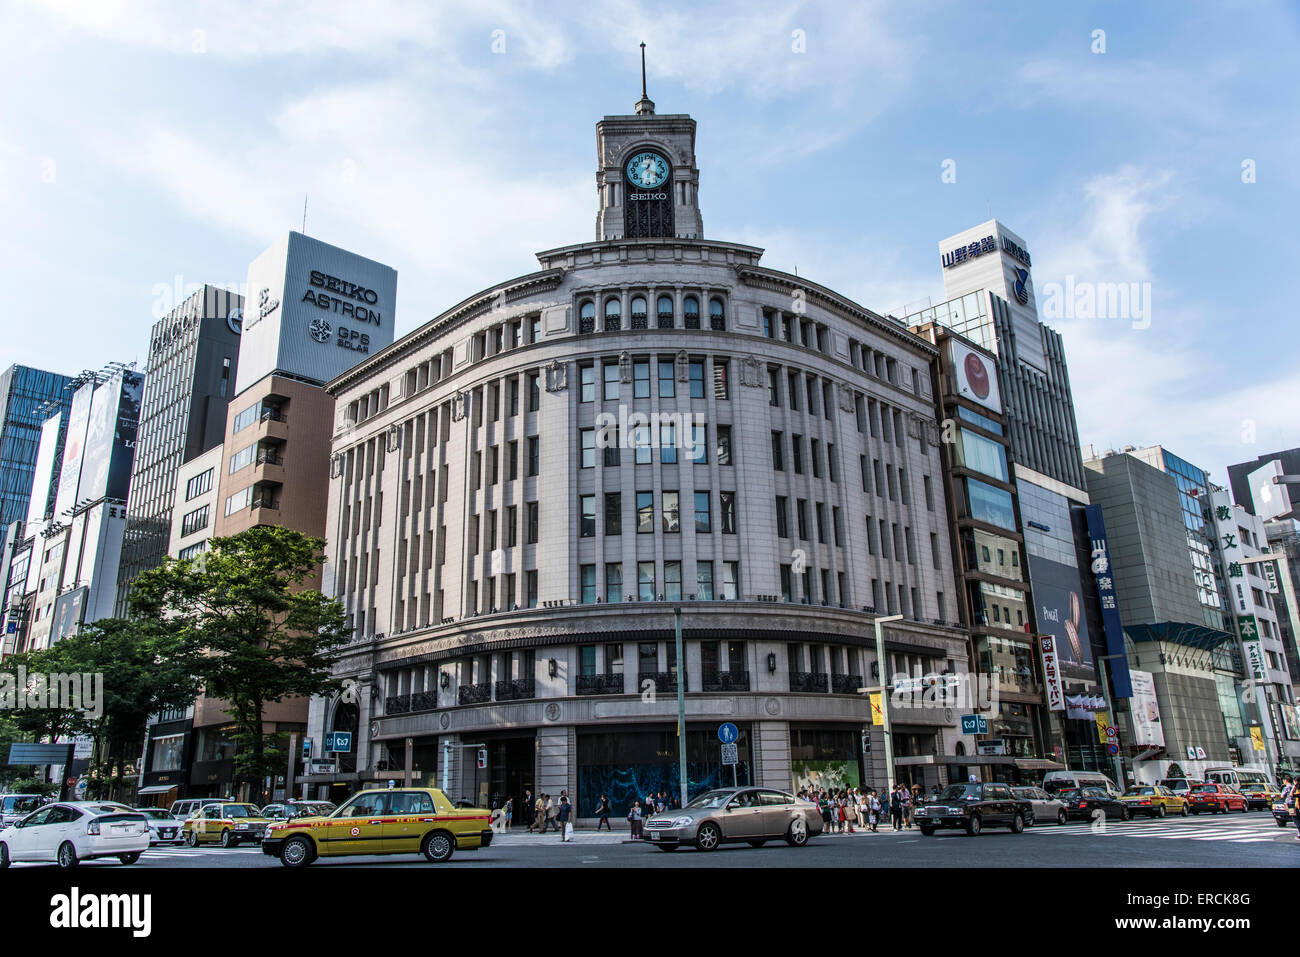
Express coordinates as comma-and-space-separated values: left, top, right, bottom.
635, 42, 655, 115
302, 195, 308, 234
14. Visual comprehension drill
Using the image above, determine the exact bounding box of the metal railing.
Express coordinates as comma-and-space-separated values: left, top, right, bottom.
831, 673, 863, 695
638, 670, 685, 694
457, 682, 491, 705
701, 669, 750, 692
494, 677, 536, 701
576, 673, 624, 696
789, 671, 829, 693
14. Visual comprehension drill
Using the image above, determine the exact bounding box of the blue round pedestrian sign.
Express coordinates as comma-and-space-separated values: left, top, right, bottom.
717, 722, 739, 744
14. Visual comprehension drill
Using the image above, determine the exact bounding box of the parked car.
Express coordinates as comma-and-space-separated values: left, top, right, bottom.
1121, 785, 1188, 818
1011, 786, 1067, 826
1237, 783, 1281, 811
262, 787, 493, 867
0, 794, 46, 828
1187, 783, 1248, 814
1271, 800, 1294, 827
643, 786, 822, 851
133, 807, 184, 844
1157, 777, 1202, 797
914, 782, 1031, 836
1059, 787, 1131, 822
182, 803, 273, 847
0, 802, 150, 868
169, 798, 229, 821
261, 801, 336, 821
1042, 771, 1124, 800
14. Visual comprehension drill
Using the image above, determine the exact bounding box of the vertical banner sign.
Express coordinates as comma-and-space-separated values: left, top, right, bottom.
1095, 711, 1111, 745
1249, 726, 1265, 751
1128, 670, 1165, 747
1239, 616, 1266, 682
1039, 635, 1065, 711
1084, 504, 1134, 698
869, 693, 883, 726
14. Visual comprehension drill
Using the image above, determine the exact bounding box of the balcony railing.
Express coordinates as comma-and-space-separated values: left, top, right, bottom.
789, 671, 829, 693
457, 682, 492, 705
384, 691, 437, 716
579, 317, 595, 334
576, 673, 625, 696
494, 677, 536, 701
684, 314, 701, 329
256, 449, 282, 466
630, 312, 648, 329
657, 312, 674, 329
701, 669, 750, 692
385, 694, 409, 715
250, 497, 279, 511
259, 407, 286, 423
638, 670, 684, 694
710, 315, 726, 330
831, 673, 863, 695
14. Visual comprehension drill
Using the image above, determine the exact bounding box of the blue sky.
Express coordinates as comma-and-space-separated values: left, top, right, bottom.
2, 0, 1297, 489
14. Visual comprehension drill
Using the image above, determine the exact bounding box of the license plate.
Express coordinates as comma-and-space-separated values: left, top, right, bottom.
649, 832, 659, 840
112, 824, 131, 832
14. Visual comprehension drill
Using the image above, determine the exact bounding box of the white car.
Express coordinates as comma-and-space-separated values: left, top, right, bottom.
0, 801, 150, 868
133, 807, 185, 844
1012, 786, 1068, 826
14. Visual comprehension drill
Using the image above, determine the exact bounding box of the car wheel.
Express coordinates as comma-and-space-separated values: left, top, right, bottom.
280, 836, 314, 868
748, 840, 766, 848
785, 815, 809, 847
1010, 813, 1024, 834
1277, 818, 1288, 828
965, 813, 982, 836
1057, 810, 1067, 826
118, 852, 141, 865
919, 825, 936, 836
422, 830, 455, 863
185, 829, 198, 847
1121, 807, 1132, 822
695, 822, 722, 851
220, 830, 234, 848
1239, 804, 1247, 813
1157, 805, 1166, 818
57, 842, 79, 869
1181, 805, 1188, 817
0, 843, 8, 868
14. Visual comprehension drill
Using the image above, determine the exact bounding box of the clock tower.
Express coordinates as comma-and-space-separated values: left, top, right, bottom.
595, 45, 703, 241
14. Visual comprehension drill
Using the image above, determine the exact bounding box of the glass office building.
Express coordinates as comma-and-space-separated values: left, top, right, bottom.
0, 364, 75, 529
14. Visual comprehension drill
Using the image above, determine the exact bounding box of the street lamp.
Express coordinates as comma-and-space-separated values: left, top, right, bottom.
872, 614, 903, 794
674, 606, 687, 810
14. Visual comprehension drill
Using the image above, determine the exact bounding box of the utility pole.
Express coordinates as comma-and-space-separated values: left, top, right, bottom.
1097, 653, 1127, 787
873, 614, 903, 793
674, 606, 687, 809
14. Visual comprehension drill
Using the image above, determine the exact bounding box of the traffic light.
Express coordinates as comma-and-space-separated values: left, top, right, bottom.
861, 732, 872, 754
477, 748, 487, 769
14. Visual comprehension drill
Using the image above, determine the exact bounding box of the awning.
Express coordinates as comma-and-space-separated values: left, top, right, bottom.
1013, 759, 1066, 771
135, 785, 178, 795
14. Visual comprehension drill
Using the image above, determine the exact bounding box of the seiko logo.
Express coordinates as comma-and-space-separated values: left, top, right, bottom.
310, 270, 379, 305
630, 192, 668, 201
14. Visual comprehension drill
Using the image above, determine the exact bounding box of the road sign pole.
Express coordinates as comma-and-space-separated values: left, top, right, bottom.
873, 614, 903, 793
675, 606, 687, 810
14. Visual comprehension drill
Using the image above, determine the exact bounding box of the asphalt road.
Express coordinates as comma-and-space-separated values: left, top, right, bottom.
14, 812, 1298, 869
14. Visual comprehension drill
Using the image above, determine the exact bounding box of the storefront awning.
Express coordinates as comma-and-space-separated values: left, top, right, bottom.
136, 785, 178, 795
1012, 759, 1065, 771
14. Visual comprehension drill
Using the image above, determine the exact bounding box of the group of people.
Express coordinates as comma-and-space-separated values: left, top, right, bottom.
1282, 775, 1300, 840
797, 783, 935, 833
625, 790, 681, 838
519, 789, 575, 840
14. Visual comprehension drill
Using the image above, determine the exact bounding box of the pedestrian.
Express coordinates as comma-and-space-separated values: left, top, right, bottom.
890, 785, 904, 831
503, 797, 513, 831
596, 793, 612, 831
870, 790, 881, 832
628, 800, 643, 839
532, 795, 545, 833
901, 785, 913, 828
845, 794, 857, 833
557, 793, 573, 841
1286, 775, 1300, 841
820, 792, 832, 832
522, 790, 533, 830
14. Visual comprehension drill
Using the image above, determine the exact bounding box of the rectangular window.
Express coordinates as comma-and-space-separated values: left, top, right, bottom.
509, 377, 520, 416
658, 361, 675, 398
776, 496, 790, 538
806, 376, 819, 416
580, 429, 595, 468
527, 372, 540, 411
506, 505, 518, 547
716, 425, 732, 465
526, 502, 539, 544
638, 641, 658, 673
525, 570, 538, 608
719, 491, 736, 534
815, 503, 827, 543
712, 360, 730, 400
180, 505, 209, 537
580, 495, 596, 537
604, 428, 621, 467
606, 643, 624, 674
528, 437, 540, 476
603, 362, 620, 401
768, 368, 780, 406
605, 564, 623, 603
634, 425, 651, 464
924, 475, 934, 510
697, 562, 714, 600
508, 440, 519, 481
663, 491, 680, 533
780, 564, 793, 602
826, 443, 837, 482
688, 361, 705, 398
580, 364, 596, 402
636, 492, 654, 533
638, 562, 655, 601
604, 492, 621, 536
796, 499, 808, 540
810, 438, 822, 478
224, 486, 253, 516
690, 424, 706, 464
581, 564, 597, 604
488, 510, 498, 550
722, 562, 739, 600
634, 361, 650, 398
185, 468, 213, 500
660, 422, 677, 464
771, 432, 784, 471
229, 442, 256, 474
665, 561, 682, 601
694, 492, 711, 533
787, 372, 800, 411
792, 435, 803, 474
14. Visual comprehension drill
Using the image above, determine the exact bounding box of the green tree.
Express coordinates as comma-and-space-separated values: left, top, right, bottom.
130, 525, 351, 794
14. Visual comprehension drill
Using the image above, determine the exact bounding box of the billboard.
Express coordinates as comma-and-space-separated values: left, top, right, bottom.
948, 339, 1002, 414
53, 381, 94, 518
1247, 460, 1292, 522
25, 412, 64, 526
77, 370, 144, 504
234, 231, 397, 395
1083, 503, 1134, 698
51, 585, 88, 643
1129, 670, 1164, 747
1026, 552, 1094, 680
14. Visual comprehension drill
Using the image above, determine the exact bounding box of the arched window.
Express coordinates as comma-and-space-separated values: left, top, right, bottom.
657, 295, 674, 329
579, 300, 595, 333
630, 296, 648, 329
604, 297, 621, 331
683, 295, 700, 329
709, 298, 725, 330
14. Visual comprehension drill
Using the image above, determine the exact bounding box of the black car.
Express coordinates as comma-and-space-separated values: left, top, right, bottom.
1059, 787, 1131, 822
914, 782, 1032, 836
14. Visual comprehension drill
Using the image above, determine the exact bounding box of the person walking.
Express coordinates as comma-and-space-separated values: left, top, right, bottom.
532, 794, 545, 833
628, 800, 643, 839
890, 785, 904, 831
901, 785, 913, 829
596, 794, 612, 831
543, 793, 556, 834
844, 793, 857, 833
1286, 775, 1300, 841
503, 797, 513, 831
557, 793, 573, 841
522, 789, 533, 829
870, 790, 881, 832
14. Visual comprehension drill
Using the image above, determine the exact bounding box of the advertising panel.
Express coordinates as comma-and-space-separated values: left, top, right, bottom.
50, 585, 88, 643
53, 381, 94, 518
1129, 670, 1165, 747
1083, 503, 1134, 698
947, 339, 1002, 414
234, 232, 398, 395
1026, 552, 1094, 679
25, 412, 63, 526
1039, 635, 1065, 711
77, 370, 143, 504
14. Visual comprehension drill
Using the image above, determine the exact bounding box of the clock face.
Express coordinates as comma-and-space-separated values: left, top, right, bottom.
626, 151, 669, 189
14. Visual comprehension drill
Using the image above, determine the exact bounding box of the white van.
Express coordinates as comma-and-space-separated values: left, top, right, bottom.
1041, 771, 1123, 799
1204, 767, 1272, 790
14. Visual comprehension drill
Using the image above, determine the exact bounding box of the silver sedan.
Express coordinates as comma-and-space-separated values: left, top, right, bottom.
643, 787, 823, 852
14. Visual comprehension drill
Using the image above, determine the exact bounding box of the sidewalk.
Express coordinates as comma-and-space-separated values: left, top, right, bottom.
492, 826, 916, 846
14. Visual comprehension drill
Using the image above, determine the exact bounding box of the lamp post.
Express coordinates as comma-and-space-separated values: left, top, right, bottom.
674, 606, 687, 809
1097, 653, 1127, 787
873, 614, 904, 794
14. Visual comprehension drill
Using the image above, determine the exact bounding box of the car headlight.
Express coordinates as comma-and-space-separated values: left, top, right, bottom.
671, 816, 693, 827
264, 826, 274, 838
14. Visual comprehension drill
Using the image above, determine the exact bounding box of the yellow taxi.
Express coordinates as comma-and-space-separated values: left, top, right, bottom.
1120, 784, 1188, 818
260, 787, 493, 867
182, 802, 275, 847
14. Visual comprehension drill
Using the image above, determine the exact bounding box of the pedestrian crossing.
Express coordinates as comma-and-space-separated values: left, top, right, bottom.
1027, 815, 1290, 844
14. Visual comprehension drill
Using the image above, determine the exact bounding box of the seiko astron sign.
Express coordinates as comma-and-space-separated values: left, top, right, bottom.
234, 231, 398, 394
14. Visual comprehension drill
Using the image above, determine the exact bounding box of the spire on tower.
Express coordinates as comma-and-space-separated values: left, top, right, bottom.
635, 42, 655, 115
